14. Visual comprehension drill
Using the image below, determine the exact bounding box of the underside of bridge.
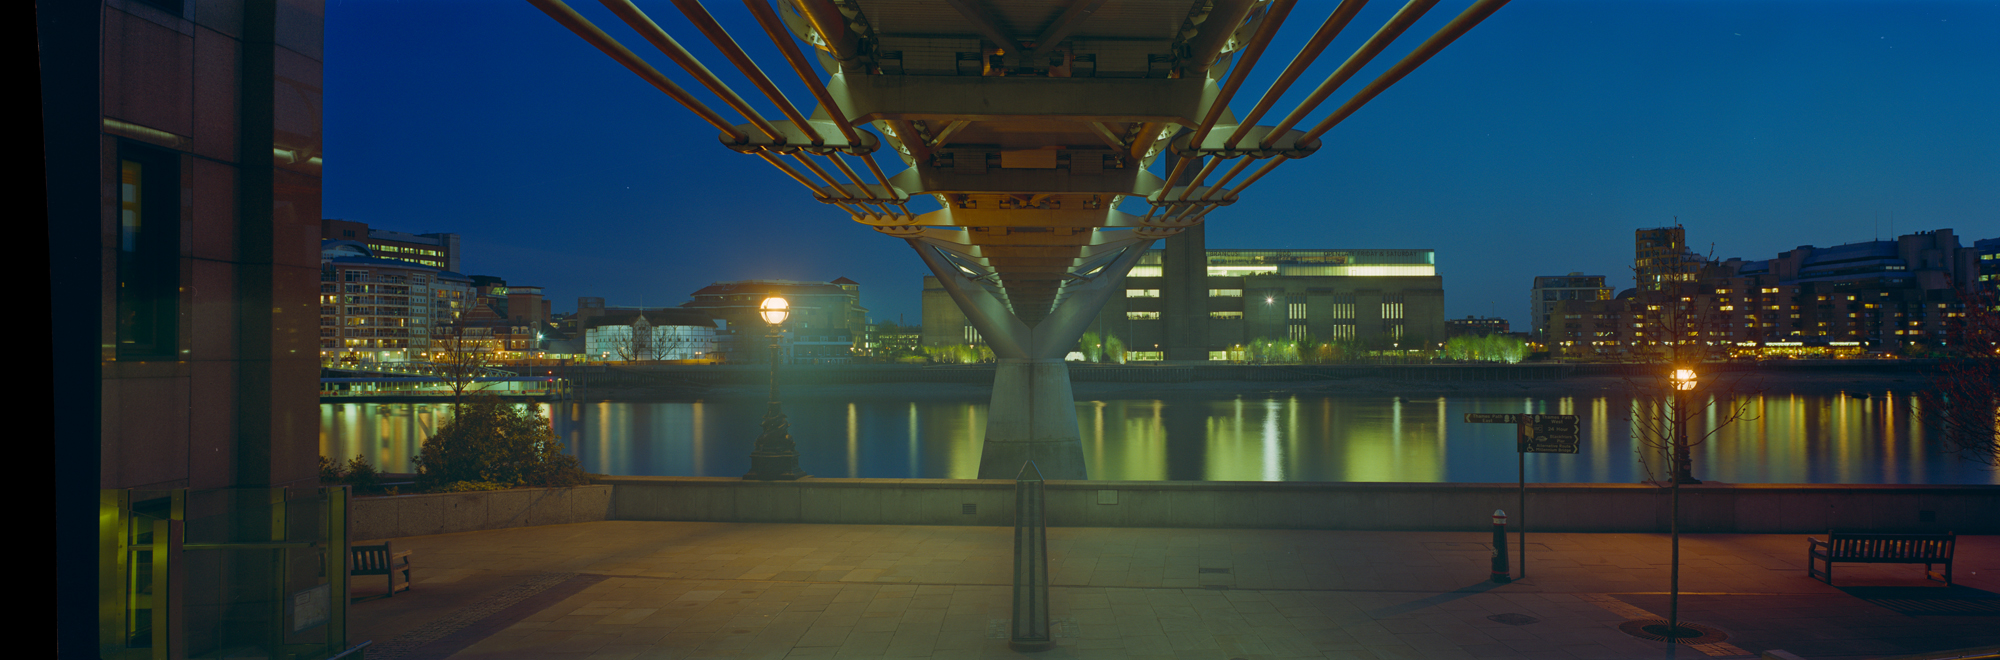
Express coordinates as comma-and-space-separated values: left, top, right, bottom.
533, 0, 1509, 478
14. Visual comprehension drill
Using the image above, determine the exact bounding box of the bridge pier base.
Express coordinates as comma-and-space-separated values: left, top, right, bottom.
978, 359, 1087, 480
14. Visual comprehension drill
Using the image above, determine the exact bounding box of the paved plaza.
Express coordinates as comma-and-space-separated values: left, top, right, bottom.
348, 521, 2000, 660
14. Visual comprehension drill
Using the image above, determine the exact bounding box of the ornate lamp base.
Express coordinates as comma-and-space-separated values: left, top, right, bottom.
744, 401, 808, 481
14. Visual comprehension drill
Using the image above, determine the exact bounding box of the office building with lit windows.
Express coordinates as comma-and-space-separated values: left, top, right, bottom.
1636, 226, 1702, 291
319, 240, 477, 364
1529, 273, 1611, 338
1446, 316, 1511, 337
924, 246, 1446, 360
321, 218, 460, 271
1551, 228, 1987, 358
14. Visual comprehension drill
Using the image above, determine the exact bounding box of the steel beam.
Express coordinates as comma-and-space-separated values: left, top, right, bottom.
942, 0, 1025, 57
601, 0, 782, 141
1225, 0, 1369, 149
528, 0, 746, 142
788, 0, 860, 62
671, 0, 826, 143
1265, 0, 1440, 146
1026, 0, 1110, 62
1180, 0, 1258, 75
1303, 0, 1514, 142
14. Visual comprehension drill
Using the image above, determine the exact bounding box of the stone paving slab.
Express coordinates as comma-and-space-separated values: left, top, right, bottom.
349, 522, 2000, 660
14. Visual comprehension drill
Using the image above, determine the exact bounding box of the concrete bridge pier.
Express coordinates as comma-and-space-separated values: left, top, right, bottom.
909, 227, 1157, 480
981, 359, 1087, 481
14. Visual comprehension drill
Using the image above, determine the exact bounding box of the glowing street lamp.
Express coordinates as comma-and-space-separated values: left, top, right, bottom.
1669, 367, 1701, 484
745, 296, 807, 480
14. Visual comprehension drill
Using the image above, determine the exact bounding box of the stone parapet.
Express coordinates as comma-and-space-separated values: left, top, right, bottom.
598, 477, 2000, 534
351, 485, 612, 541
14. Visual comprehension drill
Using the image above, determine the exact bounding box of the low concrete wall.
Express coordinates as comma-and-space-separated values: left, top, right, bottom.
352, 485, 612, 541
600, 477, 2000, 534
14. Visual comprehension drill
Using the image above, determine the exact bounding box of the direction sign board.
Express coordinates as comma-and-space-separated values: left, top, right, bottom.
1467, 413, 1581, 453
1516, 415, 1580, 453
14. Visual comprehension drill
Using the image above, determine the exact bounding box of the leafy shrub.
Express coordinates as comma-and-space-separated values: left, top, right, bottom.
415, 396, 590, 492
319, 455, 345, 484
344, 455, 380, 492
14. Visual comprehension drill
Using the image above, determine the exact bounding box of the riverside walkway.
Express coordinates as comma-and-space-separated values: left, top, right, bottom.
348, 521, 1999, 660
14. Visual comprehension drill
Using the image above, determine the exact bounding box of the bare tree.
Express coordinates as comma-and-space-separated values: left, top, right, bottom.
1620, 268, 1763, 643
606, 314, 688, 363
1916, 281, 1999, 465
609, 314, 654, 363
436, 319, 492, 408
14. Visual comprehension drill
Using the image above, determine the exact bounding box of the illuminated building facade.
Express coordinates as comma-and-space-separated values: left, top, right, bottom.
320, 241, 476, 364
1552, 228, 1987, 358
1529, 273, 1611, 338
321, 218, 459, 271
582, 309, 719, 363
924, 247, 1447, 360
682, 279, 869, 364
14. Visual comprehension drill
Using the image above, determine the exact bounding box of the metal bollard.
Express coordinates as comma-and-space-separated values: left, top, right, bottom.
1011, 461, 1054, 651
1491, 509, 1511, 583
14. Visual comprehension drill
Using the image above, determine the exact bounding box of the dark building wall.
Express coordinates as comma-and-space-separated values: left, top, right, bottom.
1161, 224, 1208, 360
98, 0, 324, 490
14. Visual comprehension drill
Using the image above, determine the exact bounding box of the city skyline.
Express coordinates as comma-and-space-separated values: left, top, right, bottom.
323, 0, 1998, 330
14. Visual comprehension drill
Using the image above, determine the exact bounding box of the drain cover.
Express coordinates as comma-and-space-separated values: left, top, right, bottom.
1487, 613, 1539, 626
1198, 568, 1231, 574
1617, 619, 1728, 644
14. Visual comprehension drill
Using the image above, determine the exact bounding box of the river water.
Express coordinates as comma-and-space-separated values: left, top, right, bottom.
319, 392, 1997, 484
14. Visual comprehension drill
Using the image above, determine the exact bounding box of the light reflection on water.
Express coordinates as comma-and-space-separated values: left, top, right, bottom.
319, 393, 1999, 484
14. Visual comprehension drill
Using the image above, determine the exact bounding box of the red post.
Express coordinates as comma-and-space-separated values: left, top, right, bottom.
1491, 509, 1511, 583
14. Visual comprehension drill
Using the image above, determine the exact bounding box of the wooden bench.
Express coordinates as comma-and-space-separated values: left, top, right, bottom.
352, 542, 413, 596
1807, 532, 1954, 586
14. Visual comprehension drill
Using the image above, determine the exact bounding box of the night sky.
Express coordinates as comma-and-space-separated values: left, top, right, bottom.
323, 0, 1998, 331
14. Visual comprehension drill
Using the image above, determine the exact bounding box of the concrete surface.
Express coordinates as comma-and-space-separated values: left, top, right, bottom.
347, 520, 1999, 660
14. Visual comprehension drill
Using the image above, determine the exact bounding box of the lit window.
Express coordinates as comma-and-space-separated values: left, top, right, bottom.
116, 143, 181, 359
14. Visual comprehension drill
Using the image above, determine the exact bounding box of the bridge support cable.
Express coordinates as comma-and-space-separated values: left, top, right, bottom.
1301, 0, 1514, 143
1176, 0, 1512, 225
666, 0, 892, 216
537, 0, 863, 208
598, 0, 783, 142
755, 152, 860, 215
1200, 157, 1254, 201
1175, 155, 1225, 202
820, 153, 890, 215
1262, 0, 1440, 148
527, 0, 745, 143
669, 0, 825, 143
1154, 0, 1296, 201
788, 152, 875, 212
1225, 0, 1370, 150
741, 0, 911, 217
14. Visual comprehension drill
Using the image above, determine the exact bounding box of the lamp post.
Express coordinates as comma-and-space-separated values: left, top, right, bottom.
745, 297, 808, 481
1670, 368, 1701, 485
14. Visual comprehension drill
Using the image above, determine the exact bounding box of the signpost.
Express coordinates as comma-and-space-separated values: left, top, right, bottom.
1464, 413, 1580, 578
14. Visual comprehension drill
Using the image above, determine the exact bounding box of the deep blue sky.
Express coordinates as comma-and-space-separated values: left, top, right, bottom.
324, 0, 1998, 330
